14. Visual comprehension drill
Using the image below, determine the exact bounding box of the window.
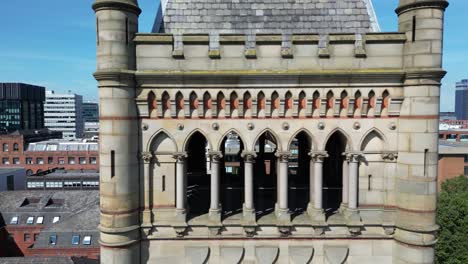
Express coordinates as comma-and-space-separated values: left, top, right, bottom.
27, 181, 44, 189
3, 143, 8, 152
26, 217, 34, 224
46, 182, 63, 188
2, 158, 9, 165
13, 158, 20, 164
26, 158, 33, 164
49, 235, 57, 245
48, 157, 54, 164
34, 234, 39, 241
36, 216, 44, 224
58, 157, 65, 164
72, 235, 80, 245
26, 169, 33, 176
90, 157, 97, 164
79, 157, 86, 164
7, 175, 14, 191
52, 216, 60, 223
83, 235, 92, 245
10, 216, 18, 224
464, 166, 468, 175
13, 143, 19, 151
24, 233, 30, 241
68, 157, 75, 165
37, 158, 44, 164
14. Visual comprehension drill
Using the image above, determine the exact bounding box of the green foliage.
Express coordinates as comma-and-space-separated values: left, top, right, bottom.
436, 176, 468, 264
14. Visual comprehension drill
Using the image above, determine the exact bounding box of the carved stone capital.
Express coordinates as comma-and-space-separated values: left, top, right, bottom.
275, 151, 291, 162
309, 151, 329, 162
209, 151, 223, 162
344, 152, 364, 163
241, 151, 257, 163
140, 151, 154, 164
173, 152, 188, 162
381, 152, 398, 161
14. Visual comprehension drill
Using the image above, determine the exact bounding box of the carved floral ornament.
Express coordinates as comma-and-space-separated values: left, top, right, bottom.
381, 152, 398, 161
241, 151, 257, 163
309, 151, 329, 162
173, 152, 188, 162
209, 152, 223, 161
140, 152, 155, 163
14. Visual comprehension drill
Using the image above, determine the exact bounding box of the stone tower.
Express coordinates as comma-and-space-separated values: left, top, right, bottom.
92, 0, 141, 263
93, 0, 448, 263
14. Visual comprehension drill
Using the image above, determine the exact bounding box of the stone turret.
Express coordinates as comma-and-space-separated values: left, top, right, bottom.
92, 0, 141, 263
395, 1, 448, 263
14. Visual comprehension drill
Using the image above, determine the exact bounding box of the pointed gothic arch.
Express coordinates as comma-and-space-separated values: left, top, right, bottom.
189, 91, 198, 118
147, 91, 156, 117
161, 91, 170, 118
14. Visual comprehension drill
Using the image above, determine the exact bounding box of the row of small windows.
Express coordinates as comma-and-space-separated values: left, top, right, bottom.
27, 181, 99, 189
2, 143, 19, 152
10, 216, 60, 225
21, 157, 98, 165
146, 90, 393, 118
50, 234, 92, 246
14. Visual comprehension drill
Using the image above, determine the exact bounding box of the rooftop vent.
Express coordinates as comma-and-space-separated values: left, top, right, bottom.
45, 198, 65, 208
20, 197, 40, 207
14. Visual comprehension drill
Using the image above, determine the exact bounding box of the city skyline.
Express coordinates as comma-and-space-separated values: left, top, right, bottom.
0, 0, 465, 111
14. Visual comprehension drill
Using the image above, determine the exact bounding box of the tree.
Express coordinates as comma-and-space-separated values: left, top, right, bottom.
436, 176, 468, 264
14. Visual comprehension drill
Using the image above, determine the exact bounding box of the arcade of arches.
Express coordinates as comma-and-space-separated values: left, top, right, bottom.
146, 128, 389, 225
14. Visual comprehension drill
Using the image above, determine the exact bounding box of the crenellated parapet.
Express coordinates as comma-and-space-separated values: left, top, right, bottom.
134, 33, 407, 72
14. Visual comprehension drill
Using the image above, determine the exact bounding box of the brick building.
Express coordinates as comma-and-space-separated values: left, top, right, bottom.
0, 130, 99, 175
0, 190, 99, 259
438, 141, 468, 190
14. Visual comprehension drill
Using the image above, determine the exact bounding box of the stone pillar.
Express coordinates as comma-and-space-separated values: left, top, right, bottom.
276, 152, 291, 223
341, 155, 349, 209
347, 154, 361, 210
307, 152, 328, 223
173, 152, 188, 221
309, 156, 315, 206
93, 1, 141, 263
140, 151, 154, 225
241, 151, 256, 224
209, 152, 222, 223
395, 0, 448, 262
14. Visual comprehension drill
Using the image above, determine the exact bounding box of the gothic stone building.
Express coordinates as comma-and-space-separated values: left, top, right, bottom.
92, 0, 448, 263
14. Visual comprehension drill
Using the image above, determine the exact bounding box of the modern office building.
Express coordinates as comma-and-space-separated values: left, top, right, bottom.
455, 79, 468, 120
0, 83, 45, 133
44, 91, 84, 139
82, 102, 99, 123
0, 168, 26, 191
93, 0, 448, 263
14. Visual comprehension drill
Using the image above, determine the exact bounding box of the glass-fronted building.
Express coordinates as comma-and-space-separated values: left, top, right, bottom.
0, 83, 45, 133
455, 79, 468, 120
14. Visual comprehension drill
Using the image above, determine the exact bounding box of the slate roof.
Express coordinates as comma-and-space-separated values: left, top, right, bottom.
0, 257, 98, 264
153, 0, 380, 34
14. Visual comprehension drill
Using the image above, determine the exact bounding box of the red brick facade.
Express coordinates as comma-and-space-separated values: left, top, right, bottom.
0, 135, 99, 175
438, 156, 467, 191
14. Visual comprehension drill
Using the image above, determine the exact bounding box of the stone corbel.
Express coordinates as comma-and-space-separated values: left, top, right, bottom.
244, 34, 257, 59
278, 225, 292, 237
281, 34, 293, 58
318, 34, 330, 58
140, 151, 155, 164
354, 33, 367, 58
174, 225, 188, 238
172, 34, 184, 59
243, 226, 257, 238
381, 152, 398, 162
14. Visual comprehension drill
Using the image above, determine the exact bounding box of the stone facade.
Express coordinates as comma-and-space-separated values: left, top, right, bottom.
93, 0, 448, 263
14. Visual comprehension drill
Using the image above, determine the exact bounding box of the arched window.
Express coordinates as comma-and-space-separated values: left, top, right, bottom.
326, 91, 334, 116
190, 92, 198, 118
381, 90, 390, 116
203, 92, 212, 118
176, 92, 184, 117
257, 92, 266, 118
340, 90, 348, 116
217, 92, 225, 118
162, 92, 170, 118
230, 92, 238, 118
271, 91, 279, 117
368, 90, 376, 116
243, 92, 252, 118
147, 91, 156, 117
313, 91, 320, 116
284, 91, 293, 117
354, 91, 362, 117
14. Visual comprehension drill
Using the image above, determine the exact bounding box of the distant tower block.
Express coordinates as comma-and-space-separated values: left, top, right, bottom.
93, 0, 449, 263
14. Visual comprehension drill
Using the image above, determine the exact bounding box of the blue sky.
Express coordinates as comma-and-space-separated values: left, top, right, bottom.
0, 0, 465, 111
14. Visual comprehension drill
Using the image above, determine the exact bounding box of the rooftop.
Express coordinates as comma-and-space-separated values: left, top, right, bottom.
439, 140, 468, 155
153, 0, 380, 34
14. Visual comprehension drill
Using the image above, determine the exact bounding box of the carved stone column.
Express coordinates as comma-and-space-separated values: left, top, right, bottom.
208, 151, 223, 224
173, 152, 188, 221
275, 152, 291, 224
241, 151, 257, 229
307, 151, 328, 225
341, 153, 349, 212
346, 152, 363, 234
140, 151, 154, 226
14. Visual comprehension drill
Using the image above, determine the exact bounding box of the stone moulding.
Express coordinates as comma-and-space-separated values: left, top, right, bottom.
395, 0, 449, 15
92, 0, 142, 14
134, 33, 407, 46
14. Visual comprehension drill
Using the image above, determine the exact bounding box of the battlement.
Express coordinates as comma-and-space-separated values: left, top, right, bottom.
134, 33, 407, 72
